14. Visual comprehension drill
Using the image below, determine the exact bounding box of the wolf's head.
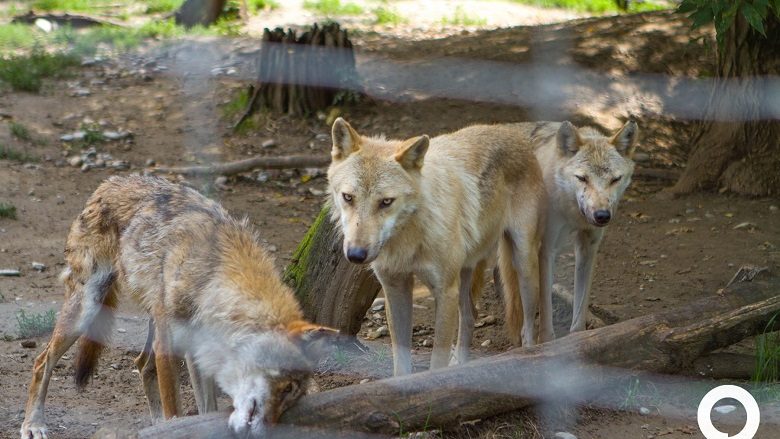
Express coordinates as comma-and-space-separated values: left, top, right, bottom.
327, 118, 429, 264
199, 322, 338, 436
555, 120, 638, 227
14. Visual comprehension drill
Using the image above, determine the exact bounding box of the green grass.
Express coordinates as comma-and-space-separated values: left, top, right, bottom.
373, 6, 407, 25
440, 5, 487, 26
509, 0, 669, 14
249, 0, 280, 12
0, 23, 40, 51
0, 202, 17, 219
10, 122, 32, 141
0, 49, 80, 92
31, 0, 118, 13
0, 145, 38, 162
16, 309, 56, 339
304, 0, 364, 16
754, 314, 780, 384
145, 0, 184, 14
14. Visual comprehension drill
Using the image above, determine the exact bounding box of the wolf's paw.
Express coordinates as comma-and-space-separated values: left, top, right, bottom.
20, 421, 48, 439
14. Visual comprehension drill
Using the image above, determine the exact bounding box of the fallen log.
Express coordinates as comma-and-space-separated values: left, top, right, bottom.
100, 269, 778, 437
150, 154, 330, 176
12, 11, 126, 28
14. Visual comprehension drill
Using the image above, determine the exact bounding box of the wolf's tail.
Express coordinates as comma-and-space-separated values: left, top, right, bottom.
498, 235, 523, 346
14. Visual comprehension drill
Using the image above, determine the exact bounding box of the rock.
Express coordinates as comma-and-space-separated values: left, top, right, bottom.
359, 378, 370, 384
714, 405, 737, 414
315, 133, 330, 142
267, 245, 278, 253
554, 433, 577, 439
261, 139, 277, 149
366, 325, 389, 340
422, 339, 432, 347
639, 407, 651, 415
67, 156, 83, 167
103, 130, 131, 141
0, 269, 21, 277
145, 159, 156, 167
214, 176, 229, 190
81, 163, 92, 172
733, 222, 757, 230
110, 363, 121, 370
308, 188, 325, 196
770, 205, 778, 212
475, 315, 497, 327
21, 340, 37, 349
256, 172, 270, 183
31, 262, 46, 272
371, 297, 386, 308
116, 328, 126, 333
34, 18, 53, 33
71, 88, 91, 97
110, 160, 130, 170
94, 159, 106, 168
60, 131, 86, 142
481, 339, 491, 347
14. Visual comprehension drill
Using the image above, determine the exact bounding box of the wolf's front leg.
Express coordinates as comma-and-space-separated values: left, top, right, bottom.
376, 271, 414, 376
454, 267, 475, 365
571, 228, 604, 332
430, 280, 459, 370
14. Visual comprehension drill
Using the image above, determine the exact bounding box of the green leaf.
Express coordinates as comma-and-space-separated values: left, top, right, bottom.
677, 0, 698, 13
741, 2, 767, 35
690, 7, 714, 28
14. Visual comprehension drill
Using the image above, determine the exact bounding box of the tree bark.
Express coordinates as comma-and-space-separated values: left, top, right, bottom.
174, 0, 227, 28
283, 207, 381, 335
110, 270, 779, 437
673, 14, 780, 196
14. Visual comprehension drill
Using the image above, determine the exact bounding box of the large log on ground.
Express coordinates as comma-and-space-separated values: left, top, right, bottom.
113, 269, 778, 437
283, 207, 381, 335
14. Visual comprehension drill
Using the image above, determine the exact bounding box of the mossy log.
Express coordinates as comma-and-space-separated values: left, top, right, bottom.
283, 206, 381, 335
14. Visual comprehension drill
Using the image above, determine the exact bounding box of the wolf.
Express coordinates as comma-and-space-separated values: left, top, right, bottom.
327, 118, 546, 375
525, 120, 639, 341
20, 176, 336, 439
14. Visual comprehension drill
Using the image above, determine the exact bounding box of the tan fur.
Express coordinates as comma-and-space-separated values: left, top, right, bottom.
328, 119, 546, 375
21, 176, 335, 439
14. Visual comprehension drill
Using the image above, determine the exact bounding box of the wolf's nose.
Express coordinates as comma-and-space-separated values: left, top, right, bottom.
594, 210, 611, 225
347, 247, 368, 263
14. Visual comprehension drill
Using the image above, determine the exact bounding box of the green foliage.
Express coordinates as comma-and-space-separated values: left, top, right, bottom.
373, 6, 407, 25
0, 202, 17, 219
304, 0, 364, 16
754, 314, 780, 384
145, 0, 184, 14
678, 0, 780, 46
0, 145, 38, 162
440, 5, 487, 26
249, 0, 280, 12
0, 24, 39, 51
16, 309, 57, 339
0, 49, 79, 92
32, 0, 104, 12
10, 122, 32, 141
512, 0, 667, 13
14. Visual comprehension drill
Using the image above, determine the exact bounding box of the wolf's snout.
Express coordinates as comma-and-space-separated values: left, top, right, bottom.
346, 247, 368, 263
594, 210, 611, 226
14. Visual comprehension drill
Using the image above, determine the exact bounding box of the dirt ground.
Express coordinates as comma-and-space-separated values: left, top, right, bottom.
1, 10, 779, 439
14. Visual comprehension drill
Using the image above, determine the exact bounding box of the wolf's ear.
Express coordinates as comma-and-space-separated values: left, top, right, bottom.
395, 135, 429, 170
331, 118, 361, 161
557, 121, 582, 155
610, 120, 639, 157
287, 320, 340, 361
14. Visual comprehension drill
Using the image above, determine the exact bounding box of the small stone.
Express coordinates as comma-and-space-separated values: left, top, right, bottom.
359, 378, 370, 384
733, 222, 757, 230
714, 405, 737, 414
371, 298, 385, 312
145, 159, 156, 167
0, 269, 21, 277
81, 163, 92, 172
267, 245, 278, 253
366, 325, 389, 340
308, 188, 325, 196
481, 339, 491, 347
111, 160, 130, 170
34, 18, 53, 33
261, 139, 277, 149
68, 156, 83, 167
256, 172, 270, 183
110, 363, 121, 370
214, 176, 229, 190
639, 407, 651, 415
554, 433, 577, 439
422, 339, 432, 347
71, 88, 91, 97
31, 262, 46, 272
770, 205, 778, 212
21, 340, 37, 348
315, 133, 330, 142
116, 328, 126, 334
94, 159, 106, 168
103, 130, 130, 141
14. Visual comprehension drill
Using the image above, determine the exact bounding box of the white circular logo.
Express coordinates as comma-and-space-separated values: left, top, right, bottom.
697, 385, 760, 439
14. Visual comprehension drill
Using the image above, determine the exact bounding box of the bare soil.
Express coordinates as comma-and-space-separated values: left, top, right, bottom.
1, 10, 778, 439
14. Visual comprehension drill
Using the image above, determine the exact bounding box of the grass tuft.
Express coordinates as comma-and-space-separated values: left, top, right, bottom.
373, 6, 407, 25
16, 309, 56, 339
0, 49, 80, 92
145, 0, 184, 14
440, 5, 487, 26
249, 0, 280, 13
0, 202, 17, 219
509, 0, 669, 14
754, 314, 780, 384
10, 122, 32, 141
304, 0, 364, 16
0, 145, 38, 162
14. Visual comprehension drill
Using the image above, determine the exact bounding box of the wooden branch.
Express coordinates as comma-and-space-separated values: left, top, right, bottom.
150, 155, 331, 176
109, 269, 778, 436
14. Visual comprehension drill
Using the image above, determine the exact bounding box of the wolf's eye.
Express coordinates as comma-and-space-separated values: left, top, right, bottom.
380, 198, 395, 208
611, 175, 622, 184
575, 175, 588, 183
283, 383, 294, 394
342, 193, 353, 203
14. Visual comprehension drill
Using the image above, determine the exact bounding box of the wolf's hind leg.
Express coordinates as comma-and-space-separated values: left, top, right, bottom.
152, 317, 181, 419
135, 318, 163, 423
186, 352, 217, 413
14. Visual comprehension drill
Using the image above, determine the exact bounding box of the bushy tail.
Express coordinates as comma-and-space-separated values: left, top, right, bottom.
73, 269, 118, 389
498, 236, 523, 346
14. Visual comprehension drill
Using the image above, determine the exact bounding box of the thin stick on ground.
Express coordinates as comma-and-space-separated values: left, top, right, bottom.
150, 154, 331, 176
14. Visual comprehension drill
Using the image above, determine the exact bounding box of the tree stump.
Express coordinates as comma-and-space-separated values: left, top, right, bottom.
174, 0, 227, 28
236, 22, 361, 125
283, 207, 381, 335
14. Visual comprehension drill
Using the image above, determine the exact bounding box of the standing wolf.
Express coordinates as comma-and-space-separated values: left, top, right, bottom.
21, 176, 336, 439
327, 118, 545, 375
528, 120, 639, 341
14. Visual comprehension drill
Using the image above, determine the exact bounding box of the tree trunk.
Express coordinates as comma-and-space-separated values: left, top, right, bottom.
107, 270, 779, 437
174, 0, 227, 28
236, 23, 361, 124
673, 14, 780, 196
283, 207, 381, 335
